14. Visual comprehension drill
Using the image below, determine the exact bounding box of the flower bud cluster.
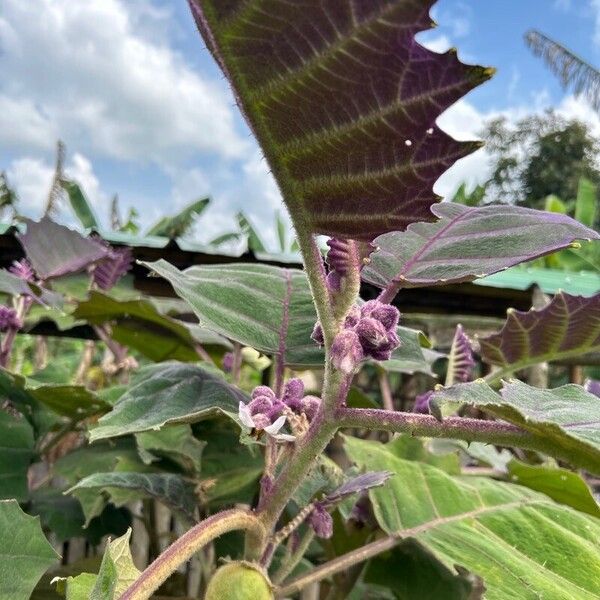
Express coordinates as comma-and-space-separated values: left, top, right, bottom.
238, 378, 321, 442
313, 301, 401, 374
0, 306, 22, 332
307, 502, 333, 539
325, 238, 374, 294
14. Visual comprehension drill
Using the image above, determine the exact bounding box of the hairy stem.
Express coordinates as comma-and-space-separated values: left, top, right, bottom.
272, 529, 315, 585
377, 281, 402, 305
121, 509, 264, 600
337, 407, 600, 472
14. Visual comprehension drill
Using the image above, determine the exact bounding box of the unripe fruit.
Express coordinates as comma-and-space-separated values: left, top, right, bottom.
204, 562, 273, 600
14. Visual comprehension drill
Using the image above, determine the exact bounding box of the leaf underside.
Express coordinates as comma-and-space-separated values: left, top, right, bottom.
430, 379, 600, 474
479, 292, 600, 373
362, 203, 599, 288
189, 1, 491, 239
345, 437, 600, 599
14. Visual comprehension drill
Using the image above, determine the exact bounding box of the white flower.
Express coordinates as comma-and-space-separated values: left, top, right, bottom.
237, 402, 295, 442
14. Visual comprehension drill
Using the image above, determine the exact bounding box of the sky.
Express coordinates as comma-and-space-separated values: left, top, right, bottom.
1, 0, 600, 249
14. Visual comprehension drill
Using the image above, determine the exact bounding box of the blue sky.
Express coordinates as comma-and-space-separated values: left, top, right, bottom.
1, 0, 599, 249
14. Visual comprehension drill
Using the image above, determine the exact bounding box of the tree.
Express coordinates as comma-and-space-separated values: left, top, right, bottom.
481, 111, 600, 209
525, 29, 600, 112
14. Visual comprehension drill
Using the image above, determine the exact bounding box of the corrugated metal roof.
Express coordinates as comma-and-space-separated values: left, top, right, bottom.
474, 266, 600, 297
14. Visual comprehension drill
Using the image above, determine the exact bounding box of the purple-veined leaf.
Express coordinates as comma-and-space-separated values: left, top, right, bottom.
322, 471, 392, 507
17, 217, 109, 279
480, 292, 600, 380
188, 1, 491, 239
445, 324, 475, 386
363, 204, 598, 289
429, 379, 600, 474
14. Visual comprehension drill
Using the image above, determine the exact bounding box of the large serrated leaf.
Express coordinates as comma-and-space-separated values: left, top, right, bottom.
0, 500, 59, 600
189, 1, 491, 239
479, 292, 600, 378
430, 379, 600, 474
344, 436, 600, 600
363, 204, 599, 289
18, 217, 109, 279
89, 362, 246, 441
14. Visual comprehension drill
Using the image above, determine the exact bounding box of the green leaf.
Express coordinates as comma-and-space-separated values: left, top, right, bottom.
73, 291, 229, 362
544, 194, 567, 215
0, 499, 59, 600
142, 260, 322, 366
380, 328, 439, 375
0, 369, 109, 420
237, 211, 267, 253
146, 197, 209, 238
575, 177, 597, 228
430, 379, 600, 474
60, 179, 99, 230
385, 435, 461, 475
189, 1, 491, 239
18, 217, 109, 279
0, 269, 63, 309
344, 436, 600, 599
362, 204, 598, 289
136, 424, 205, 474
365, 540, 475, 600
68, 472, 199, 524
480, 292, 600, 378
276, 211, 287, 253
89, 362, 246, 441
507, 460, 600, 518
0, 411, 34, 501
54, 572, 96, 600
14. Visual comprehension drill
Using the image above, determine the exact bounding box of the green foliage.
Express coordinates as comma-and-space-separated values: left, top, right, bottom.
0, 500, 58, 600
482, 112, 600, 209
0, 411, 34, 501
145, 197, 210, 239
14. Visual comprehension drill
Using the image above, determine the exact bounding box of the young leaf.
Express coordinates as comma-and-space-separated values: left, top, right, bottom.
430, 379, 600, 474
237, 211, 267, 253
345, 436, 600, 599
362, 203, 598, 289
68, 472, 199, 524
145, 197, 210, 238
60, 179, 100, 230
18, 217, 109, 279
142, 260, 322, 366
0, 500, 59, 600
89, 361, 246, 441
188, 1, 491, 239
479, 292, 600, 378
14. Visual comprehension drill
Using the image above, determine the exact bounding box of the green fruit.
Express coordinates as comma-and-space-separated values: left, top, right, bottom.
204, 562, 273, 600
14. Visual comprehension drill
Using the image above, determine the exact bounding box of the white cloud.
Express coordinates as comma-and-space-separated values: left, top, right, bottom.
421, 35, 453, 54
0, 0, 248, 165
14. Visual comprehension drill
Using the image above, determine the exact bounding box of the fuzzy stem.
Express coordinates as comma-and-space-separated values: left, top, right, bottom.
377, 281, 402, 305
377, 369, 395, 412
272, 528, 315, 585
277, 535, 399, 597
121, 509, 264, 600
336, 407, 600, 472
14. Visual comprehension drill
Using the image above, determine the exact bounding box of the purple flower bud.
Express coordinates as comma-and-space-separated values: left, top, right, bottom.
222, 352, 234, 373
584, 379, 600, 398
0, 306, 21, 332
301, 395, 321, 421
361, 300, 400, 331
282, 378, 305, 411
267, 400, 286, 421
248, 396, 273, 416
92, 247, 132, 291
344, 304, 361, 328
251, 386, 277, 402
252, 413, 272, 430
308, 503, 333, 539
9, 259, 35, 282
331, 329, 364, 374
356, 317, 389, 352
413, 390, 433, 414
325, 270, 342, 293
311, 322, 324, 346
